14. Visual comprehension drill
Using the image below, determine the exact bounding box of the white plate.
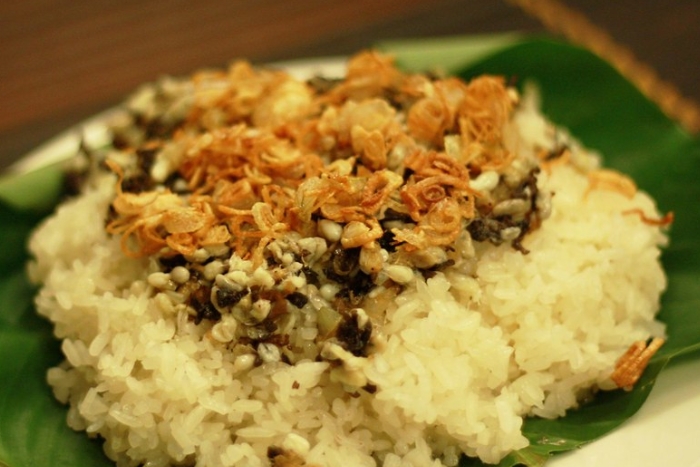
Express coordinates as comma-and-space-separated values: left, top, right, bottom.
552, 358, 700, 467
13, 57, 700, 467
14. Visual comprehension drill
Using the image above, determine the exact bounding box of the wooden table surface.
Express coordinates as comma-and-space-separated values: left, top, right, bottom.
1, 0, 698, 170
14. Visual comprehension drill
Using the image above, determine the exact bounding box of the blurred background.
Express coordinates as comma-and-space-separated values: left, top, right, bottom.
1, 0, 698, 170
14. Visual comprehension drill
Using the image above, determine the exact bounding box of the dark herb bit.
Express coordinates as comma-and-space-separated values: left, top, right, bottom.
381, 207, 413, 223
193, 300, 221, 324
544, 144, 569, 161
187, 283, 221, 324
216, 287, 248, 308
301, 266, 320, 286
163, 171, 189, 194
362, 383, 377, 394
121, 173, 151, 193
377, 229, 397, 253
111, 133, 131, 150
246, 324, 274, 341
419, 258, 455, 279
158, 254, 188, 272
267, 446, 284, 460
285, 292, 309, 309
324, 247, 360, 282
307, 76, 342, 94
245, 319, 279, 343
512, 235, 530, 254
466, 218, 506, 244
336, 271, 374, 307
135, 147, 158, 173
336, 311, 372, 357
382, 86, 413, 110
145, 117, 177, 140
513, 168, 540, 204
63, 170, 86, 197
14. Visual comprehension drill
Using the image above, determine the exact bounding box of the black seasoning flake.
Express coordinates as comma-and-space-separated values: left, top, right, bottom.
324, 247, 361, 282
336, 311, 372, 357
216, 288, 248, 308
163, 171, 189, 194
245, 319, 279, 343
121, 174, 152, 193
307, 76, 342, 94
267, 446, 284, 460
512, 237, 530, 255
362, 383, 377, 394
135, 147, 158, 173
514, 168, 540, 202
188, 283, 221, 324
544, 145, 569, 161
193, 300, 222, 325
381, 207, 413, 223
111, 133, 131, 150
286, 292, 309, 309
63, 170, 86, 197
336, 271, 374, 307
301, 266, 320, 286
377, 229, 397, 253
420, 259, 456, 279
382, 86, 414, 111
145, 118, 176, 140
421, 269, 439, 280
466, 218, 503, 244
158, 255, 188, 272
246, 324, 273, 341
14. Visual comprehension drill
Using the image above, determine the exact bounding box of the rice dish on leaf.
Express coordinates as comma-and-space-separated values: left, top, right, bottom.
27, 49, 671, 466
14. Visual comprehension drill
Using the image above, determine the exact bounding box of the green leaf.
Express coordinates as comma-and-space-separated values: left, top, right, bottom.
0, 333, 111, 467
379, 33, 523, 74
0, 202, 113, 467
0, 163, 65, 213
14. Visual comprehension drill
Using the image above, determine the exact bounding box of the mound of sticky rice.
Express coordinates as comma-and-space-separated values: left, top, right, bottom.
28, 52, 669, 466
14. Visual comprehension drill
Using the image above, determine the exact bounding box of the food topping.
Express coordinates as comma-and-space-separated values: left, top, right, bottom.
94, 51, 560, 379
611, 337, 665, 390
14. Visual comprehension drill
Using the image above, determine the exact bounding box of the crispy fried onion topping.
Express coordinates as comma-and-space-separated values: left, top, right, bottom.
106, 160, 230, 257
105, 51, 546, 265
394, 151, 477, 249
586, 169, 637, 198
611, 337, 664, 391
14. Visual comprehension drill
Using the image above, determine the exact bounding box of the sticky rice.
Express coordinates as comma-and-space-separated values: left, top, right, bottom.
28, 51, 668, 466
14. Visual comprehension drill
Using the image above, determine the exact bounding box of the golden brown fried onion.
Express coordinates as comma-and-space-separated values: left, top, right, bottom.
106, 52, 543, 266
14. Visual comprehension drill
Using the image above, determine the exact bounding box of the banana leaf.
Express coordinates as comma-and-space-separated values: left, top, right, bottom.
1, 35, 699, 467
